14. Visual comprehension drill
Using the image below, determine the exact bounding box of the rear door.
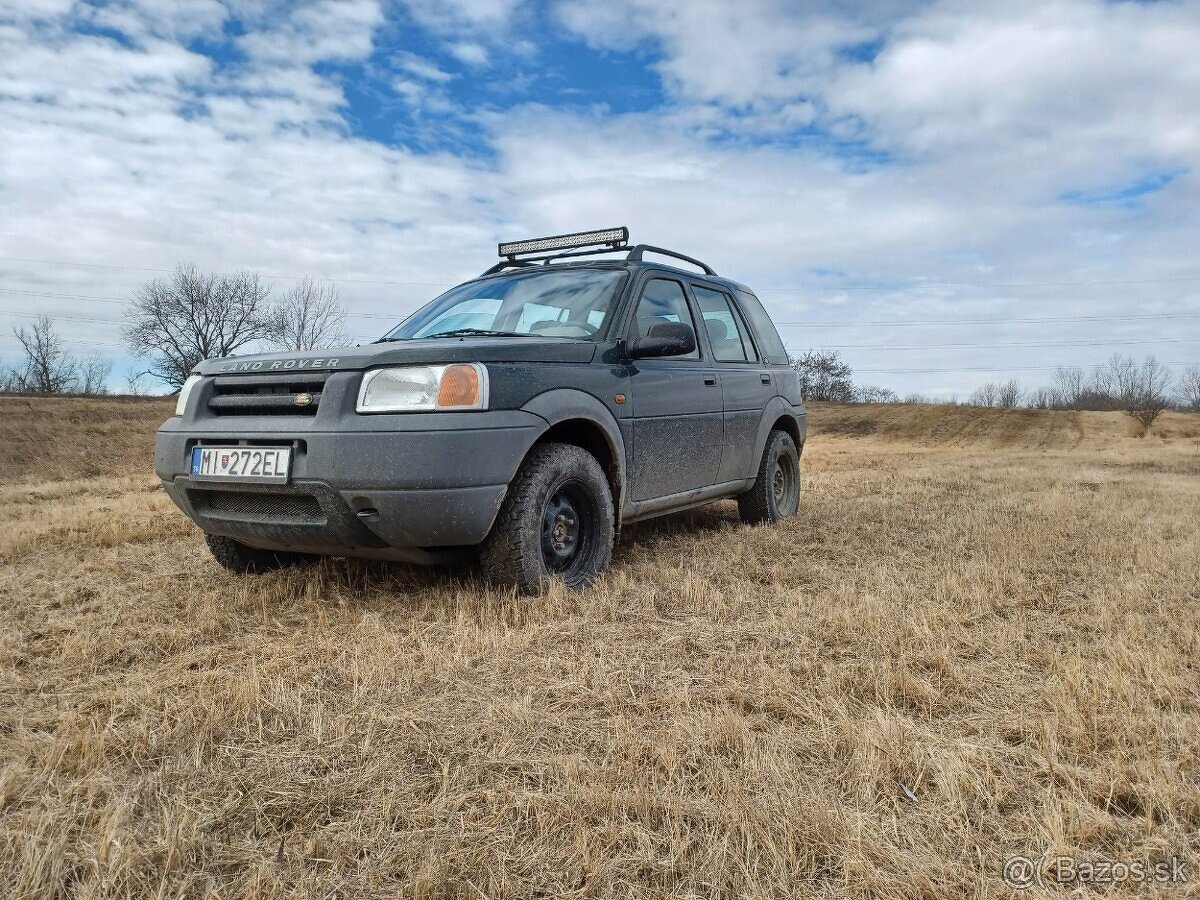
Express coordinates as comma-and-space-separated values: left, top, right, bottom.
690, 283, 775, 483
625, 276, 723, 500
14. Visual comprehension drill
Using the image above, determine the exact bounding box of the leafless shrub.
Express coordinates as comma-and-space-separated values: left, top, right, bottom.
791, 349, 856, 402
267, 277, 349, 351
1108, 354, 1173, 435
124, 264, 273, 389
855, 384, 898, 404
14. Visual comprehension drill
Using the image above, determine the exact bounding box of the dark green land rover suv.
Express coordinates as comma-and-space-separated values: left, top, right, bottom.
156, 228, 806, 593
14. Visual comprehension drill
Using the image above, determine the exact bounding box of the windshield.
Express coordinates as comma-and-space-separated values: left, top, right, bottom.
384, 268, 628, 341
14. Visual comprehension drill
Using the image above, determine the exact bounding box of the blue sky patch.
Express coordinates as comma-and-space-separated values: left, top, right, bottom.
1061, 168, 1185, 206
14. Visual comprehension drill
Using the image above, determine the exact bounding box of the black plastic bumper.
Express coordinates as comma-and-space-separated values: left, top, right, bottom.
155, 410, 544, 558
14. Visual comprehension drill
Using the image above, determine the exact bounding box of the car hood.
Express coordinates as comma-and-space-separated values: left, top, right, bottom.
194, 337, 599, 375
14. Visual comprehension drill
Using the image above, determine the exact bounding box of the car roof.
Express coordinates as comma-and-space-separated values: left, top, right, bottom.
473, 258, 755, 296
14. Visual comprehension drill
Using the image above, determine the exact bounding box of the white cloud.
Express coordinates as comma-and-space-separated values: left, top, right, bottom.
1, 0, 1198, 398
236, 0, 384, 64
395, 50, 455, 82
447, 40, 489, 66
399, 0, 523, 33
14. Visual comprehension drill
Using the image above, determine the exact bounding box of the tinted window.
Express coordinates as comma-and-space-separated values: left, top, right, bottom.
735, 290, 789, 364
385, 268, 627, 341
630, 278, 699, 359
693, 285, 753, 362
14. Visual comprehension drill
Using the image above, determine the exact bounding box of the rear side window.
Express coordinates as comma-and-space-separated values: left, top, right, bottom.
735, 290, 790, 365
692, 285, 753, 362
630, 278, 700, 359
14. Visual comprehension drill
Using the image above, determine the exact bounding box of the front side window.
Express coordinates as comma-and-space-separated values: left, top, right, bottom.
385, 268, 627, 341
693, 285, 753, 362
629, 278, 699, 359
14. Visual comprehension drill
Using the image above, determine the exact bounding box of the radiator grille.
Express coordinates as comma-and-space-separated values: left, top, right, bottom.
208, 373, 329, 416
197, 490, 325, 523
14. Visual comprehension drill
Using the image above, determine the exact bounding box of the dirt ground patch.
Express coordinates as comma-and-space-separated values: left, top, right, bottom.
1, 399, 1198, 898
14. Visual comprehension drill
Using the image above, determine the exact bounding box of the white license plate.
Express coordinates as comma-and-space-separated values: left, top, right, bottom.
190, 446, 291, 483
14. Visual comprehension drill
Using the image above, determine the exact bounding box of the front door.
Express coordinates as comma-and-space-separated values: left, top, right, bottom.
626, 277, 723, 500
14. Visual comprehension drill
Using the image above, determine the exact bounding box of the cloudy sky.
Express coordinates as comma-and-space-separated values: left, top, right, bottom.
2, 0, 1199, 396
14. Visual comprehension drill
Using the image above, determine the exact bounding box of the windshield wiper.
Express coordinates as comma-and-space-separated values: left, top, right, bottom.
420, 328, 534, 339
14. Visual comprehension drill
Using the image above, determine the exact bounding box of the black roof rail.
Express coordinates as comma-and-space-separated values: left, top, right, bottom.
479, 228, 717, 277
625, 244, 716, 276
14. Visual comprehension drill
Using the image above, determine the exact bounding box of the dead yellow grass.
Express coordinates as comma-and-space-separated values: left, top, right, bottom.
1, 399, 1198, 898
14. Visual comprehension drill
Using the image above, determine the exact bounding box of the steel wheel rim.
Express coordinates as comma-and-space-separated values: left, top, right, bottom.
541, 480, 592, 575
772, 453, 797, 512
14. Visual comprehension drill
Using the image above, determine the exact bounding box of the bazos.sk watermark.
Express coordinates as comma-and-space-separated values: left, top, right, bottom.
1002, 854, 1187, 890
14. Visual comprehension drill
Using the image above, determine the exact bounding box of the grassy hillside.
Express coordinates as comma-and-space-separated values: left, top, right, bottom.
0, 395, 172, 484
1, 398, 1198, 898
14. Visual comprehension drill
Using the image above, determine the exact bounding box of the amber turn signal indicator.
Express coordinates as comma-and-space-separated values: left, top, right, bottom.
438, 364, 481, 408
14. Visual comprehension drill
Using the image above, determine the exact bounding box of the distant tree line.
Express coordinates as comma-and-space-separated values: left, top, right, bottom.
791, 349, 1200, 435
3, 264, 349, 395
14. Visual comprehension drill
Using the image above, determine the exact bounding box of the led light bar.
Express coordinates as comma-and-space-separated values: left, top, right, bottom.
498, 226, 629, 258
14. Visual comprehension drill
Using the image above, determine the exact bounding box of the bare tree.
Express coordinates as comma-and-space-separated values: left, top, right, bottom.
124, 264, 273, 389
124, 367, 149, 397
1095, 354, 1173, 435
969, 379, 1022, 408
11, 315, 78, 393
856, 384, 898, 404
267, 277, 348, 351
1050, 366, 1086, 409
996, 379, 1022, 408
1026, 387, 1053, 409
969, 382, 999, 407
78, 352, 113, 395
0, 362, 18, 392
791, 349, 856, 402
1177, 365, 1200, 412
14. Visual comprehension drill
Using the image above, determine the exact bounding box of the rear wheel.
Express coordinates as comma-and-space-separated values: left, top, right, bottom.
481, 442, 614, 594
205, 533, 314, 574
737, 429, 800, 524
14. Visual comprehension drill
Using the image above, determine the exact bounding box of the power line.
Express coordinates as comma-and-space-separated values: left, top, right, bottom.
847, 360, 1199, 374
759, 277, 1200, 291
2, 311, 1196, 353
4, 291, 1200, 332
6, 253, 1200, 291
815, 337, 1200, 351
0, 257, 447, 287
776, 312, 1200, 328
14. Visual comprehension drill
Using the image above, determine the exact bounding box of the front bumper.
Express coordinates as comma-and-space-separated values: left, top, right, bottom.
155, 409, 544, 559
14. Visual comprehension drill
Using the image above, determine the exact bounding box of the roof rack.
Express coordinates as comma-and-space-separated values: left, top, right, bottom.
625, 244, 715, 276
481, 227, 717, 276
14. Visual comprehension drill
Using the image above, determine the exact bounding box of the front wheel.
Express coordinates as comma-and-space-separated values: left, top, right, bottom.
481, 442, 614, 594
737, 430, 800, 524
205, 533, 314, 574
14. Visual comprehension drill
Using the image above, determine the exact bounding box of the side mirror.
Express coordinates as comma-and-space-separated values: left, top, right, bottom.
630, 322, 697, 359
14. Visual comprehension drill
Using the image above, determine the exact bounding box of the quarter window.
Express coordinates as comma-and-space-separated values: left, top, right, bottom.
630, 278, 699, 359
693, 285, 753, 362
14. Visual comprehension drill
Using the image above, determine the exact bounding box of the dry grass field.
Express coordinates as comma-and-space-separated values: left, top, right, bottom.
1, 396, 1198, 899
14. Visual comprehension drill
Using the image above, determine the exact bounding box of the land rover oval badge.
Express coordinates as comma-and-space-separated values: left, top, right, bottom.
294, 392, 313, 407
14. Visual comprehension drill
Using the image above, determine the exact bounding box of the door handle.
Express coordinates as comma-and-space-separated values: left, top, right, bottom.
760, 373, 772, 384
704, 376, 717, 386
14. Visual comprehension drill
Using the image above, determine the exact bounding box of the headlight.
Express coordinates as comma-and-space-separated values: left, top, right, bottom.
357, 364, 489, 413
175, 374, 202, 416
